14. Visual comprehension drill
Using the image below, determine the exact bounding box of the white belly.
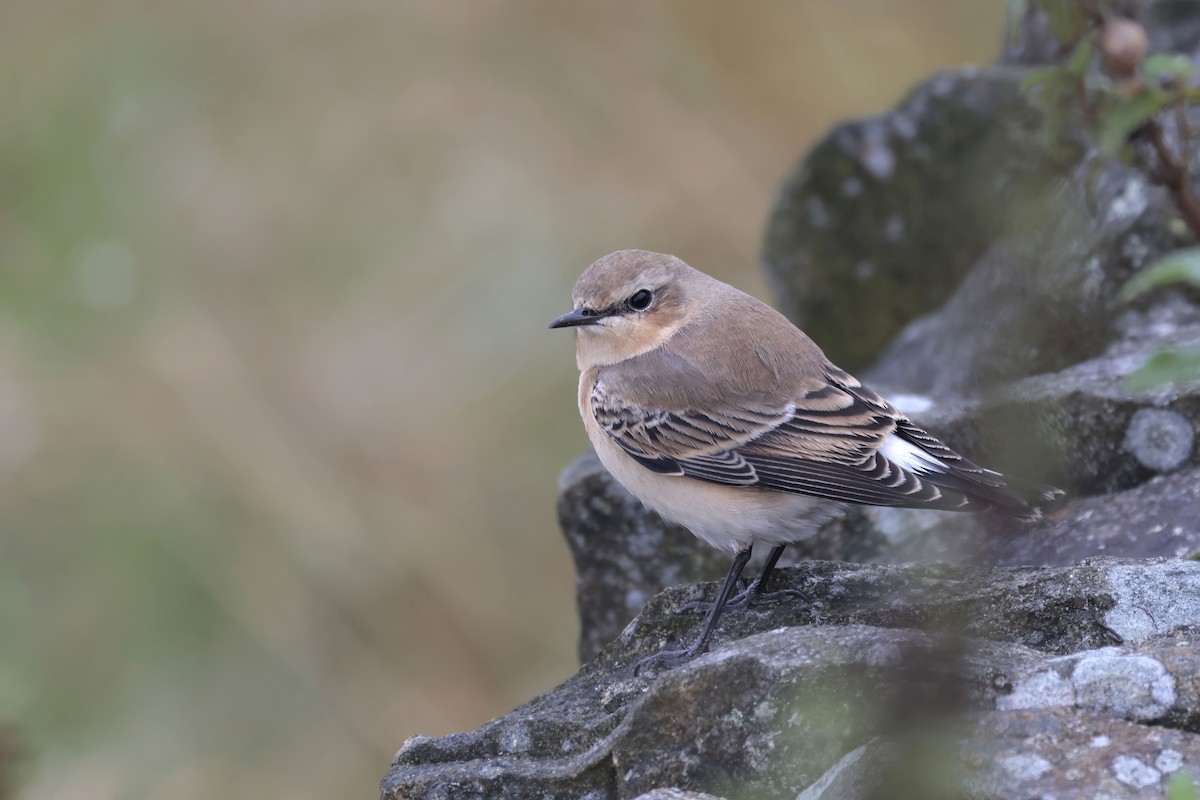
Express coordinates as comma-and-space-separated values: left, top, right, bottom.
581, 391, 842, 553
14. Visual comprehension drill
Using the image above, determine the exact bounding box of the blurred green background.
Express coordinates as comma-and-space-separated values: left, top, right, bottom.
0, 2, 1004, 798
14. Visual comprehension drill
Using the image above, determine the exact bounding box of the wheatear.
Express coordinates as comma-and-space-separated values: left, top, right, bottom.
550, 250, 1061, 672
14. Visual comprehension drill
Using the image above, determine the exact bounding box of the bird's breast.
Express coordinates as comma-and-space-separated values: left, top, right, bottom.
577, 369, 835, 552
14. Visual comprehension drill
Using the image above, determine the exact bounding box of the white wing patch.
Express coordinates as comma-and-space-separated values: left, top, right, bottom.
880, 433, 948, 475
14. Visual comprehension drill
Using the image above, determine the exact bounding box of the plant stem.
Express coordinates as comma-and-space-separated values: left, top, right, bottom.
1146, 117, 1200, 239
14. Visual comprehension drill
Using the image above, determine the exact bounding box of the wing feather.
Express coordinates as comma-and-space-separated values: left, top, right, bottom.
591, 363, 1046, 519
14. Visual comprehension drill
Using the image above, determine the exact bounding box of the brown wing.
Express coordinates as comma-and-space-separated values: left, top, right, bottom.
593, 362, 1045, 517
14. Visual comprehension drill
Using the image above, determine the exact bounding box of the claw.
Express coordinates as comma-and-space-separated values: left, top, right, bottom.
680, 587, 803, 615
634, 644, 705, 675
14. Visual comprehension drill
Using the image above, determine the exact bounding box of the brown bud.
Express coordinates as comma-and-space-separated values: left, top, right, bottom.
1099, 18, 1148, 80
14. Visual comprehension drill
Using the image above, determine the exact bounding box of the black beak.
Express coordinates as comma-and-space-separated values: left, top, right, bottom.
548, 307, 605, 329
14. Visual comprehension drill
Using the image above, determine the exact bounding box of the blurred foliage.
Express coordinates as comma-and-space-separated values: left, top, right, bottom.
1020, 0, 1200, 159
1122, 247, 1200, 389
1019, 0, 1200, 390
1121, 246, 1200, 299
1127, 343, 1200, 390
0, 2, 1003, 798
1170, 771, 1200, 800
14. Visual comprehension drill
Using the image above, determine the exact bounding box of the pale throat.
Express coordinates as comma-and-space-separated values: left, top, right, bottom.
574, 319, 684, 370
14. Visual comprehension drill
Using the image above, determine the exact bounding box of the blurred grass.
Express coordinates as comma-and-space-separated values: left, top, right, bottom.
0, 1, 1003, 798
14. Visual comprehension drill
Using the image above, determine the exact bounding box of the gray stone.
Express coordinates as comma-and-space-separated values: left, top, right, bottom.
610, 560, 1134, 661
761, 66, 1052, 371
1124, 408, 1195, 472
860, 153, 1196, 399
877, 322, 1200, 498
793, 741, 881, 800
612, 626, 936, 799
962, 708, 1200, 799
381, 559, 1200, 800
1001, 0, 1066, 66
985, 467, 1200, 566
1131, 630, 1200, 730
999, 646, 1177, 722
631, 790, 728, 800
767, 6, 1200, 389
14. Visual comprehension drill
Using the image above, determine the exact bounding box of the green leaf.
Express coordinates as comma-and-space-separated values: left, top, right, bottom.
1022, 66, 1067, 93
1126, 344, 1200, 392
1035, 0, 1089, 45
1120, 246, 1200, 300
1167, 770, 1199, 800
1097, 88, 1168, 155
1065, 39, 1094, 78
1143, 53, 1197, 82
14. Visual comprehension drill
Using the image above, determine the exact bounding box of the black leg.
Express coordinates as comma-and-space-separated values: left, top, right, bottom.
740, 543, 786, 605
635, 546, 754, 674
739, 543, 804, 606
682, 543, 802, 613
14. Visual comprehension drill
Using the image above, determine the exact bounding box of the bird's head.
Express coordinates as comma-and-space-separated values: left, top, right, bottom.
549, 250, 709, 369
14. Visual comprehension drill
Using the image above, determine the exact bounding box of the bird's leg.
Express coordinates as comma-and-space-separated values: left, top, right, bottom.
635, 546, 753, 674
734, 543, 801, 607
682, 544, 801, 613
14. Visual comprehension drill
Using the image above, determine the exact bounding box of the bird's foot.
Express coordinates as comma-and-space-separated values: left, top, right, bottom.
738, 588, 805, 608
633, 642, 706, 675
681, 587, 803, 614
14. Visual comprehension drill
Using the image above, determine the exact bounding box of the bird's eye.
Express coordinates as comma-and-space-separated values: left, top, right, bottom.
628, 289, 653, 311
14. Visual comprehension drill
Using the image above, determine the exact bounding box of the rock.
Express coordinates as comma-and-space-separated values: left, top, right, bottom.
1001, 0, 1065, 66
862, 2, 1200, 401
800, 708, 1200, 799
962, 708, 1200, 799
1124, 408, 1196, 472
769, 461, 1200, 572
613, 561, 1119, 660
382, 559, 1200, 800
767, 6, 1200, 387
820, 323, 1200, 567
1000, 644, 1177, 723
612, 625, 939, 799
379, 561, 1200, 796
761, 66, 1053, 371
769, 708, 1200, 800
981, 466, 1200, 567
913, 321, 1200, 495
860, 165, 1187, 396
631, 791, 728, 800
792, 740, 893, 800
840, 318, 1200, 502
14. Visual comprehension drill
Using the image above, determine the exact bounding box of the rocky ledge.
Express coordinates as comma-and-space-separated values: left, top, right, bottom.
384, 558, 1200, 799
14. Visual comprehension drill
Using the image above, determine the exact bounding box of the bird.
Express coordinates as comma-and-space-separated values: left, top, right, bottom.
549, 250, 1061, 673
